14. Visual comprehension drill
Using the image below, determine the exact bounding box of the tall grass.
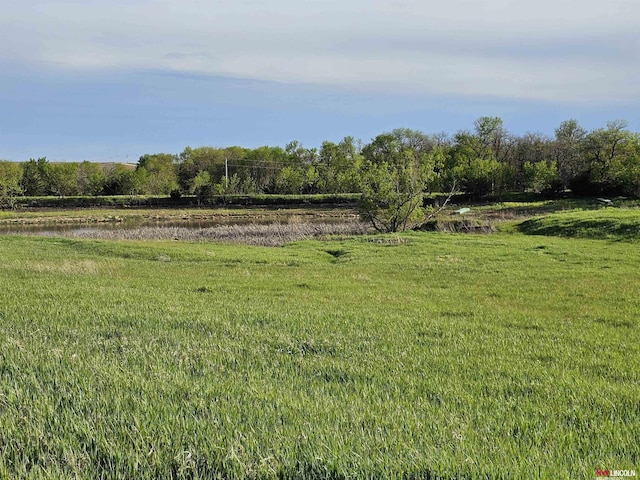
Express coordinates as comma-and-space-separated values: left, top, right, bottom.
35, 221, 371, 246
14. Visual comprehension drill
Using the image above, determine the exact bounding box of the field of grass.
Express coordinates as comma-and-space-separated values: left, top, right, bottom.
1, 225, 639, 478
518, 208, 640, 241
425, 199, 640, 238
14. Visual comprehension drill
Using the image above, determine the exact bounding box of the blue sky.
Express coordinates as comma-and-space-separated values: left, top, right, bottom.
1, 0, 639, 162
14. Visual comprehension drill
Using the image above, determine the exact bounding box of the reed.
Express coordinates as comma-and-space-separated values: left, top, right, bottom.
34, 220, 371, 246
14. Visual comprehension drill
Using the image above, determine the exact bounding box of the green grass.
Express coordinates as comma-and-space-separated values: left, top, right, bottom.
517, 208, 640, 241
431, 199, 640, 238
0, 231, 638, 479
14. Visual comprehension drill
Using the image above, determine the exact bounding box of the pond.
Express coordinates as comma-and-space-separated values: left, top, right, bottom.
0, 217, 263, 236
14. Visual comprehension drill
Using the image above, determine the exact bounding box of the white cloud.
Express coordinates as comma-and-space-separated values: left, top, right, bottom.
1, 0, 639, 103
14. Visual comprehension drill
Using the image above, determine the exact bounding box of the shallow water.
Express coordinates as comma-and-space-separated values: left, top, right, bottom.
0, 214, 356, 237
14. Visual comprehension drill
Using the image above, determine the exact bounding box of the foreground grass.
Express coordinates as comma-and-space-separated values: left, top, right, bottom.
0, 233, 638, 478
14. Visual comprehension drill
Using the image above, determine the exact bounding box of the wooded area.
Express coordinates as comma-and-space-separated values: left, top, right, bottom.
2, 117, 639, 205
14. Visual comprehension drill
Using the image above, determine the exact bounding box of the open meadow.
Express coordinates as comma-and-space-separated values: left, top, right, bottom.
0, 205, 639, 478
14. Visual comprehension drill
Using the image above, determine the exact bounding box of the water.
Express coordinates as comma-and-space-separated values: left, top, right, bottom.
0, 214, 357, 237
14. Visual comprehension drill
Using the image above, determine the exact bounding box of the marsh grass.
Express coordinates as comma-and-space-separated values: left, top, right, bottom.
42, 220, 372, 246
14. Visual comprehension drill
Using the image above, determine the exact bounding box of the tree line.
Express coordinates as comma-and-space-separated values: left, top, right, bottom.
2, 117, 639, 207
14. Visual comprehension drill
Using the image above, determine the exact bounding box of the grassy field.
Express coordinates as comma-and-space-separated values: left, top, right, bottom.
517, 208, 640, 241
434, 198, 640, 234
0, 207, 639, 478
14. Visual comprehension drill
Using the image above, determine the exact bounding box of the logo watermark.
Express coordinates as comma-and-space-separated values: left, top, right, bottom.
596, 469, 636, 478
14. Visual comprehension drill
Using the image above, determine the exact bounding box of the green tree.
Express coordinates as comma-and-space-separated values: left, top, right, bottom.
273, 166, 305, 194
21, 158, 50, 196
190, 170, 211, 205
49, 163, 80, 197
510, 132, 553, 191
220, 146, 259, 194
244, 146, 288, 193
137, 153, 178, 195
472, 116, 513, 163
77, 161, 107, 196
554, 119, 587, 189
318, 137, 363, 193
575, 120, 639, 196
103, 164, 144, 196
285, 141, 318, 166
213, 173, 242, 199
619, 145, 640, 196
452, 156, 510, 198
522, 160, 562, 193
176, 147, 224, 193
451, 118, 512, 164
264, 141, 319, 194
0, 161, 23, 207
359, 129, 442, 232
450, 119, 515, 197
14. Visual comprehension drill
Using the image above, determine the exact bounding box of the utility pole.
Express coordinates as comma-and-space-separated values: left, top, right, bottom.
225, 157, 228, 189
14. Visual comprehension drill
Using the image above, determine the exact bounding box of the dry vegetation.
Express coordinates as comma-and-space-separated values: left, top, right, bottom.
33, 220, 372, 246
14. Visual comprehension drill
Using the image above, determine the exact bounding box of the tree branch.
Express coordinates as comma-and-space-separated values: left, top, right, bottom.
425, 179, 459, 221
